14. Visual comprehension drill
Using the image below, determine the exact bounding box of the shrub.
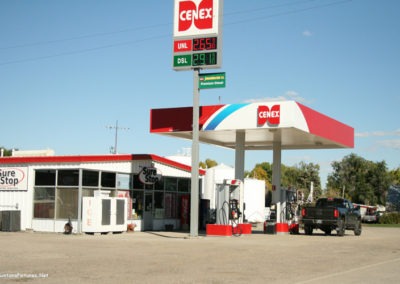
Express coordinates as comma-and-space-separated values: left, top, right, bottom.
379, 212, 400, 224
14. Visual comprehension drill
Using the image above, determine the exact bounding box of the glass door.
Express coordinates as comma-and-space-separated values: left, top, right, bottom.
143, 192, 153, 231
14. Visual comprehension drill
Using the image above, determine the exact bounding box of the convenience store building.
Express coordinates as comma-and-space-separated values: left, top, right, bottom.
0, 154, 204, 233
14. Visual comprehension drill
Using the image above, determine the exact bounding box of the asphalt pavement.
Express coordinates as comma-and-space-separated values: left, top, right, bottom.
0, 225, 399, 283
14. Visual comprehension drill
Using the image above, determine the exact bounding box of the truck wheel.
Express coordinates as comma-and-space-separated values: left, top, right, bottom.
304, 225, 313, 235
337, 220, 345, 237
324, 229, 331, 235
354, 221, 362, 236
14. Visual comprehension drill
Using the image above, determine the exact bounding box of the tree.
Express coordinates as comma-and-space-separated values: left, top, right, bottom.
389, 167, 400, 186
327, 153, 391, 205
248, 161, 322, 205
0, 147, 13, 157
281, 165, 298, 188
248, 162, 272, 190
199, 158, 218, 169
281, 162, 322, 200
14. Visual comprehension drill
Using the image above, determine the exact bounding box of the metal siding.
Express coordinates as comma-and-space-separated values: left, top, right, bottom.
1, 156, 195, 232
0, 166, 33, 230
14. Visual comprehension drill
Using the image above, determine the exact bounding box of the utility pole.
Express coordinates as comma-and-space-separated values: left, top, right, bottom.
106, 120, 129, 154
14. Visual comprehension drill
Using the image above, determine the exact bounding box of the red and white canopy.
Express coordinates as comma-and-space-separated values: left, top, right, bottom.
150, 101, 354, 150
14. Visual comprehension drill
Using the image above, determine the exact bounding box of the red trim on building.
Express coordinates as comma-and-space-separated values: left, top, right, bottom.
0, 154, 205, 175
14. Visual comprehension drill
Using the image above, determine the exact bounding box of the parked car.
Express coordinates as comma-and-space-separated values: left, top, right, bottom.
362, 211, 383, 223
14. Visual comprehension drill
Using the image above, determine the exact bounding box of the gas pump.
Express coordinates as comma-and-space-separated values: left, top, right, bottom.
206, 179, 252, 236
215, 179, 243, 225
229, 199, 240, 220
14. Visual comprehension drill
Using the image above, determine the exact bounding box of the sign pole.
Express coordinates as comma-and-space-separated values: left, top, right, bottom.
190, 68, 200, 237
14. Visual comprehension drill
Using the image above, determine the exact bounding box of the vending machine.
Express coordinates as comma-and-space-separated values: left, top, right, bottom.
82, 196, 127, 234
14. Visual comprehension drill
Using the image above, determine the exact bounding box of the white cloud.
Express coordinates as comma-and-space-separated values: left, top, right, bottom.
355, 129, 400, 137
302, 30, 313, 37
244, 91, 312, 104
285, 91, 309, 103
376, 139, 400, 150
244, 96, 286, 103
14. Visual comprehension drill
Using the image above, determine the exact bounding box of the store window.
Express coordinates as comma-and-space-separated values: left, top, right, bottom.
165, 177, 177, 191
56, 188, 78, 219
33, 187, 55, 218
154, 192, 164, 218
82, 188, 95, 197
117, 173, 132, 189
133, 174, 143, 189
154, 177, 164, 190
35, 170, 56, 186
144, 183, 153, 190
83, 170, 99, 187
101, 172, 116, 188
178, 178, 190, 192
164, 193, 178, 218
58, 170, 79, 186
33, 169, 128, 220
131, 191, 144, 220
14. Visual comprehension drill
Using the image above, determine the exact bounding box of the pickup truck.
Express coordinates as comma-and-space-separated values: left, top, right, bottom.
301, 198, 362, 236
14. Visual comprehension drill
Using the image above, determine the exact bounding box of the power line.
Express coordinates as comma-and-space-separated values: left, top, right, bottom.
106, 120, 130, 155
0, 23, 170, 50
0, 0, 352, 66
0, 34, 169, 66
225, 0, 353, 26
1, 0, 346, 51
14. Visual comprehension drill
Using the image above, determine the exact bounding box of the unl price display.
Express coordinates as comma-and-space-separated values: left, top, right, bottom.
192, 37, 217, 51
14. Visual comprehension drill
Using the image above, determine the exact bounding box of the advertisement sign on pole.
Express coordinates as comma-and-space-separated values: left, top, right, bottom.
173, 0, 223, 71
173, 0, 221, 37
199, 72, 226, 89
172, 0, 224, 237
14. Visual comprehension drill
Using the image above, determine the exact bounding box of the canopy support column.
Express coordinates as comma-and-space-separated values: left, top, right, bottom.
272, 139, 283, 223
235, 130, 245, 181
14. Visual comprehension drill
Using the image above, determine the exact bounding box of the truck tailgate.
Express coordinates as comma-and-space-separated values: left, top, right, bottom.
303, 207, 337, 220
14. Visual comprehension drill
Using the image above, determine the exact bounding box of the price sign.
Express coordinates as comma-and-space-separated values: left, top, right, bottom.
193, 37, 217, 51
173, 0, 223, 71
192, 52, 217, 66
173, 36, 221, 70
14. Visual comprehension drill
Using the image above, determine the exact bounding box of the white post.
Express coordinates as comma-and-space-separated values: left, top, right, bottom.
235, 131, 245, 181
272, 140, 282, 223
78, 169, 83, 234
190, 68, 200, 237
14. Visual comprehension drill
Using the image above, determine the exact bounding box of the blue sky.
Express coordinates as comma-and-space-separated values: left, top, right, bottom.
1, 0, 399, 188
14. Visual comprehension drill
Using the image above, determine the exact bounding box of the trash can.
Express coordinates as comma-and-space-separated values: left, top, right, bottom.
264, 221, 276, 234
165, 224, 174, 231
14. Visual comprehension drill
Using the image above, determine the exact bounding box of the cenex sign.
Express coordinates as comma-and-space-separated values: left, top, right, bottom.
173, 0, 220, 37
173, 0, 223, 70
257, 105, 281, 126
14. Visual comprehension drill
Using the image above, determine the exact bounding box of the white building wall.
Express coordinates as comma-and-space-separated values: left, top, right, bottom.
1, 157, 196, 232
4, 156, 271, 232
0, 166, 35, 230
203, 164, 234, 209
152, 162, 191, 178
